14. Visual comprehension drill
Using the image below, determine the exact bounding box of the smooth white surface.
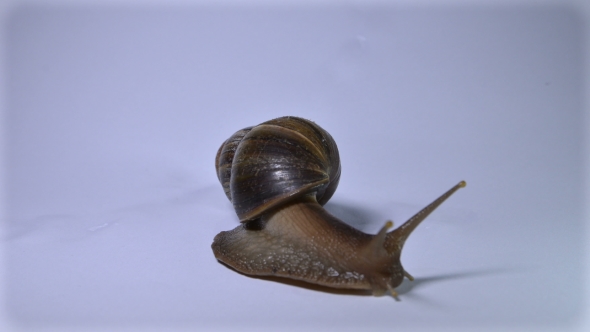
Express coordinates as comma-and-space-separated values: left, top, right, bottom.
0, 1, 588, 331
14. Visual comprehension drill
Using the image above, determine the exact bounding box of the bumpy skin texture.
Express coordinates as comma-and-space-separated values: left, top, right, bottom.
212, 116, 466, 295
212, 196, 405, 294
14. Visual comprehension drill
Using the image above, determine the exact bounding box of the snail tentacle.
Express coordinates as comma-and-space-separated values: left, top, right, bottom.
212, 116, 466, 297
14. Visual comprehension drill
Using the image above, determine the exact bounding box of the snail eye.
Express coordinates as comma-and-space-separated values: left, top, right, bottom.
211, 116, 466, 298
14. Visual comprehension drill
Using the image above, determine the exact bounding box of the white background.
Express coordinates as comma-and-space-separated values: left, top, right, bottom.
0, 0, 588, 331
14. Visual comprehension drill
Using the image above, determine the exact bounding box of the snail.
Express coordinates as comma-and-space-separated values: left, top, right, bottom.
212, 116, 465, 297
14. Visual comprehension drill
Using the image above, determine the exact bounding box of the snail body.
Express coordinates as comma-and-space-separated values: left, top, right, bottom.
212, 116, 465, 297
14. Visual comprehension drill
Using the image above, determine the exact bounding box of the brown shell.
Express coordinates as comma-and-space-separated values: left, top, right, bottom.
215, 116, 341, 221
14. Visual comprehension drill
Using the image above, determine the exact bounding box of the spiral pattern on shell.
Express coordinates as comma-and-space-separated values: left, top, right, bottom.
215, 116, 341, 221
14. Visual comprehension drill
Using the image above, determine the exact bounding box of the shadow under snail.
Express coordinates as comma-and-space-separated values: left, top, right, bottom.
212, 116, 466, 297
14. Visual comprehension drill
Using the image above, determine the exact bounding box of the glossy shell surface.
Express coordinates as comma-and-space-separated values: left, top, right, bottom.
215, 116, 341, 221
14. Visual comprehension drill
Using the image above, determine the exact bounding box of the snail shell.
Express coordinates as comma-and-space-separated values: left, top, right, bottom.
215, 116, 340, 221
212, 116, 465, 297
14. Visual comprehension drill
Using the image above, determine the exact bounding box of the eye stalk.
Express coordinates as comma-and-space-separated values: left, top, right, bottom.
212, 116, 467, 298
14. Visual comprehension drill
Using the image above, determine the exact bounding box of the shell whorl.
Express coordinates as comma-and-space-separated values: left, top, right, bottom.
215, 116, 341, 221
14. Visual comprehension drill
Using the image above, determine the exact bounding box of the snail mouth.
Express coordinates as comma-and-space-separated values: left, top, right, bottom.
213, 181, 466, 298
